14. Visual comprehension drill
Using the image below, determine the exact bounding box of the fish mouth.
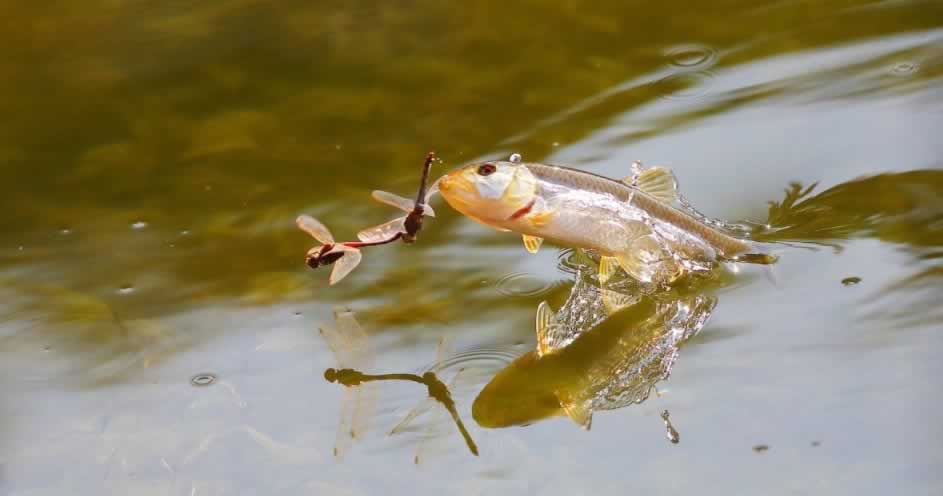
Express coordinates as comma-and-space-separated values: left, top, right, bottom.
437, 169, 476, 204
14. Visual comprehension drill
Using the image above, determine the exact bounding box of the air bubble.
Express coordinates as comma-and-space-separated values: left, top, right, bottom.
131, 221, 148, 230
665, 44, 717, 68
117, 284, 135, 294
191, 373, 216, 387
889, 61, 919, 77
509, 153, 522, 163
59, 228, 72, 235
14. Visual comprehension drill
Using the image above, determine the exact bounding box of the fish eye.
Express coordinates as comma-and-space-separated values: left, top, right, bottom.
477, 163, 497, 176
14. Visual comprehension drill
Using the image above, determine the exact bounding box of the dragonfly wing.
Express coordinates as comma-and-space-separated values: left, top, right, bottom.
328, 247, 362, 285
357, 217, 406, 243
414, 367, 469, 465
333, 387, 358, 460
296, 215, 334, 244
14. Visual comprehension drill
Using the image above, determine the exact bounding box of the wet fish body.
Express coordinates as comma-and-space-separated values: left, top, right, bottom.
438, 159, 766, 284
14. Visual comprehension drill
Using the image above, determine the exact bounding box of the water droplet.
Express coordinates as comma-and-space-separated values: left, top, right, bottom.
495, 272, 558, 297
168, 243, 176, 248
552, 142, 560, 148
17, 245, 24, 251
180, 230, 191, 236
889, 61, 919, 76
665, 44, 717, 68
753, 444, 769, 453
59, 228, 72, 235
509, 153, 522, 163
658, 71, 715, 100
117, 284, 135, 294
191, 373, 216, 387
841, 276, 861, 286
131, 221, 148, 230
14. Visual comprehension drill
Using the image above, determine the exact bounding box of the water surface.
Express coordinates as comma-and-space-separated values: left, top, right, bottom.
1, 1, 941, 494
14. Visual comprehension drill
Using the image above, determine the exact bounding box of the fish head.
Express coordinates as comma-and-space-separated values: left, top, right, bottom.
438, 161, 537, 224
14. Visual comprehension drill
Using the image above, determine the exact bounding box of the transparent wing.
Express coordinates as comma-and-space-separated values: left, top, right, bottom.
296, 214, 334, 244
414, 367, 467, 465
328, 247, 362, 285
333, 387, 358, 460
372, 190, 436, 217
390, 335, 451, 435
357, 217, 406, 243
320, 308, 374, 460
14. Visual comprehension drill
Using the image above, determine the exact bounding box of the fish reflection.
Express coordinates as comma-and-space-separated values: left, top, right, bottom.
472, 256, 716, 429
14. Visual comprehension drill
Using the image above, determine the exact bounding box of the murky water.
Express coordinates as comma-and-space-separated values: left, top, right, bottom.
1, 1, 941, 494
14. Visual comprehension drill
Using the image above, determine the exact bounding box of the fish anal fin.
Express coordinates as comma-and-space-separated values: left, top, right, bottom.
556, 391, 593, 430
522, 235, 543, 254
535, 301, 559, 357
623, 167, 677, 204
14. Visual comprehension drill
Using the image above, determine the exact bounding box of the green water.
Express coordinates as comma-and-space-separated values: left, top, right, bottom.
1, 1, 941, 494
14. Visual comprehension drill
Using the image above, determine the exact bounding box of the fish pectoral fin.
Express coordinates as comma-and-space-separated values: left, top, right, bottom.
525, 202, 556, 228
556, 391, 593, 430
535, 301, 560, 357
623, 167, 678, 204
598, 256, 619, 284
522, 235, 544, 254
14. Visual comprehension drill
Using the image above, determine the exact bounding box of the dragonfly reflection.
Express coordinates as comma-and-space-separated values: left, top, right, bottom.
319, 308, 478, 459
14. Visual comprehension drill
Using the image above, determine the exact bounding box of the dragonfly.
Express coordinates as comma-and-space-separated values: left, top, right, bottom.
298, 152, 439, 285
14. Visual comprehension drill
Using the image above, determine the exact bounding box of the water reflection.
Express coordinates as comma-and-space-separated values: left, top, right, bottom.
473, 253, 717, 430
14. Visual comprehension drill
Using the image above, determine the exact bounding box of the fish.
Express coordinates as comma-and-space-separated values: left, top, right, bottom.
471, 264, 716, 429
437, 155, 773, 285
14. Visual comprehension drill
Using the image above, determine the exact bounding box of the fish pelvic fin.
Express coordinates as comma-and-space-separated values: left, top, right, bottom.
616, 235, 682, 285
598, 256, 619, 284
522, 235, 543, 254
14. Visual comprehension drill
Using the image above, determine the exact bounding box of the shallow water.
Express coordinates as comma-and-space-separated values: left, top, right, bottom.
1, 1, 942, 494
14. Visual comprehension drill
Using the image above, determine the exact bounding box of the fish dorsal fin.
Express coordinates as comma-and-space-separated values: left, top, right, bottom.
556, 391, 593, 430
535, 301, 560, 357
522, 235, 543, 254
624, 167, 677, 204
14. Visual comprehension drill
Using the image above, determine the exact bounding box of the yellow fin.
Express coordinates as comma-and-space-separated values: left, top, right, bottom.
624, 167, 677, 204
556, 391, 593, 430
534, 301, 559, 357
616, 236, 682, 285
526, 208, 556, 228
522, 235, 543, 254
598, 256, 618, 284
